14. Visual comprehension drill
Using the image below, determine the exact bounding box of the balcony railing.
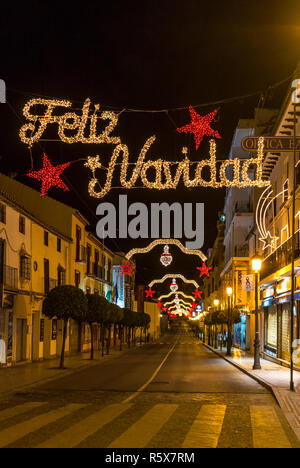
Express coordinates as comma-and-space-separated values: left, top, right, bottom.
2, 265, 18, 289
261, 234, 300, 280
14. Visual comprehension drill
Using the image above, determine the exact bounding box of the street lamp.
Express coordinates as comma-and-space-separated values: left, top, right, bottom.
252, 257, 262, 370
226, 287, 233, 356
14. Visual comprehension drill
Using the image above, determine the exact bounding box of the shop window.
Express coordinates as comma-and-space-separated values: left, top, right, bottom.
20, 255, 31, 280
19, 215, 25, 234
0, 204, 6, 224
52, 320, 57, 341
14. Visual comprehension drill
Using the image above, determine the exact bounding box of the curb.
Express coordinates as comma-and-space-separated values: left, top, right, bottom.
201, 341, 281, 405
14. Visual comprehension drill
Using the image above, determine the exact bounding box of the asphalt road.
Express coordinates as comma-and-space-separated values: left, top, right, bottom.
0, 326, 299, 448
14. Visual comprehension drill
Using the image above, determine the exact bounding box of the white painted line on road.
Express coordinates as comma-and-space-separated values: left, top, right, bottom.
36, 403, 132, 448
182, 404, 226, 448
109, 404, 178, 448
123, 342, 177, 404
0, 404, 85, 448
0, 402, 45, 423
250, 406, 291, 448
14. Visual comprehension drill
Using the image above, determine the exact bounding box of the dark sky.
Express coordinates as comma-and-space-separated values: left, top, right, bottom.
1, 0, 300, 292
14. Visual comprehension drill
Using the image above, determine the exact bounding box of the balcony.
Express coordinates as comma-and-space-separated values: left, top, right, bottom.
261, 234, 300, 281
2, 265, 18, 290
44, 278, 58, 295
76, 245, 86, 264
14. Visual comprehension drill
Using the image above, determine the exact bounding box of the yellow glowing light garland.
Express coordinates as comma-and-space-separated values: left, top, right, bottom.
86, 137, 270, 198
158, 291, 195, 302
19, 98, 121, 148
165, 298, 193, 308
149, 274, 199, 289
126, 239, 207, 262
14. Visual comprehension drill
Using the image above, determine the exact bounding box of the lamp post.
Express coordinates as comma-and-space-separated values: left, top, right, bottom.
226, 287, 233, 356
214, 299, 219, 348
252, 257, 262, 370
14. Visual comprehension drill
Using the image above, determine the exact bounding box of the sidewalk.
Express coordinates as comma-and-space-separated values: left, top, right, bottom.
202, 341, 300, 441
0, 342, 147, 398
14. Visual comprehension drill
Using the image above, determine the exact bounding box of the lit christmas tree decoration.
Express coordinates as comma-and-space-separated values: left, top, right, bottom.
197, 262, 212, 277
149, 274, 199, 289
27, 153, 71, 197
120, 261, 135, 277
160, 245, 173, 266
177, 106, 221, 150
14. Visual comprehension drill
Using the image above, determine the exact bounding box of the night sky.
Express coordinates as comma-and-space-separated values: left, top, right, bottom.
1, 1, 300, 292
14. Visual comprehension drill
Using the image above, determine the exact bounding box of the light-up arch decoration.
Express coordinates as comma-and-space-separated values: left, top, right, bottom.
126, 239, 207, 261
256, 186, 288, 250
158, 291, 195, 302
149, 274, 199, 289
166, 299, 193, 308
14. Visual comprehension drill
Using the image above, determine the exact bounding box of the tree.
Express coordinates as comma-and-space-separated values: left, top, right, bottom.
86, 294, 108, 360
43, 285, 87, 369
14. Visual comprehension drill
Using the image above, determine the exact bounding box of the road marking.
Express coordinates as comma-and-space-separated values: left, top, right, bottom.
123, 342, 177, 403
0, 404, 85, 448
36, 403, 132, 448
182, 404, 226, 448
0, 402, 45, 423
109, 404, 178, 448
250, 406, 291, 448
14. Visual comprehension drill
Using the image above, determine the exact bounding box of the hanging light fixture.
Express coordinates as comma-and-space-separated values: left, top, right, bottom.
170, 278, 178, 292
160, 245, 173, 267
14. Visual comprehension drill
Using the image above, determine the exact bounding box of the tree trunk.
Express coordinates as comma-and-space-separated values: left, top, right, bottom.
140, 327, 142, 346
128, 327, 130, 348
106, 324, 111, 355
60, 319, 68, 369
90, 323, 94, 360
119, 325, 123, 351
101, 323, 105, 357
113, 324, 117, 347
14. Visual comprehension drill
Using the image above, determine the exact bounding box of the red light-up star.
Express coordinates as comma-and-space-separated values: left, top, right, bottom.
177, 106, 221, 150
157, 301, 163, 308
197, 262, 212, 278
191, 302, 197, 309
145, 287, 156, 298
27, 153, 71, 197
120, 261, 136, 277
162, 307, 167, 312
193, 289, 203, 299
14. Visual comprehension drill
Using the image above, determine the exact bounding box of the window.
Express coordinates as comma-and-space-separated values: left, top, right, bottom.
281, 225, 288, 244
40, 319, 45, 342
0, 204, 6, 224
75, 270, 80, 288
44, 231, 49, 246
283, 180, 289, 203
20, 255, 31, 280
86, 244, 91, 275
76, 226, 81, 261
57, 238, 61, 252
19, 216, 25, 234
58, 267, 66, 286
52, 320, 57, 341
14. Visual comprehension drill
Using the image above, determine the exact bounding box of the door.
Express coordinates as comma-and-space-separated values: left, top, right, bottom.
16, 319, 26, 362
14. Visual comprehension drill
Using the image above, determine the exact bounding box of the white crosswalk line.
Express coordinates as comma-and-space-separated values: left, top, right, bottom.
0, 402, 45, 423
109, 404, 178, 448
182, 405, 226, 448
0, 404, 85, 448
250, 406, 291, 448
36, 403, 132, 448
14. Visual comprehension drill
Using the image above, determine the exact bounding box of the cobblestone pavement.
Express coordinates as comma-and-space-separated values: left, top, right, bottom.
0, 334, 299, 448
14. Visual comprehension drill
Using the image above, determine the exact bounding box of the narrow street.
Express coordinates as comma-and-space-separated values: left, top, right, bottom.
0, 326, 298, 448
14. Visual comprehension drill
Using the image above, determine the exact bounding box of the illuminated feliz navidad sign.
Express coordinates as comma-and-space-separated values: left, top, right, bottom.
19, 98, 270, 198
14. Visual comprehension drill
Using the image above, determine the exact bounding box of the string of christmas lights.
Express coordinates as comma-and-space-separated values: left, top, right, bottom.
158, 291, 195, 301
149, 274, 199, 289
125, 239, 207, 261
